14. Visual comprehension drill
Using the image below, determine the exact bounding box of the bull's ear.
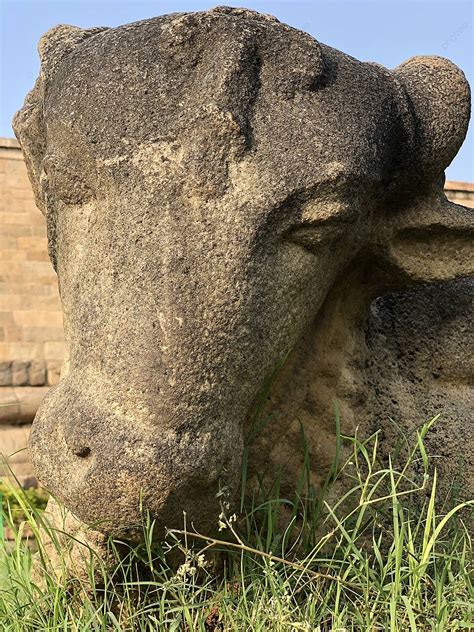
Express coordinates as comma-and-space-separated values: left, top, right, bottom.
13, 24, 107, 214
393, 56, 470, 182
375, 192, 473, 284
38, 24, 107, 81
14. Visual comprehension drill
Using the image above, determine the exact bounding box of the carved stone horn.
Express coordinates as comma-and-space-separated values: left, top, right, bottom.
373, 57, 472, 286
13, 24, 108, 215
38, 24, 108, 81
393, 55, 471, 183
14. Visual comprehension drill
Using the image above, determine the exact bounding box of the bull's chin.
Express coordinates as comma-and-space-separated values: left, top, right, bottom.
61, 475, 228, 542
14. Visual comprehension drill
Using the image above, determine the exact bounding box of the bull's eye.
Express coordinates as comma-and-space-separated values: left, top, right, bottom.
284, 222, 350, 254
284, 199, 360, 254
283, 200, 360, 255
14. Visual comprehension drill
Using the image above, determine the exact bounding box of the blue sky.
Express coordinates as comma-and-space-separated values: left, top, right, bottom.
1, 0, 472, 181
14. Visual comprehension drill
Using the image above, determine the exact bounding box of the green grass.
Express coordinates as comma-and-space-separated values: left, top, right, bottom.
0, 481, 48, 524
0, 417, 472, 631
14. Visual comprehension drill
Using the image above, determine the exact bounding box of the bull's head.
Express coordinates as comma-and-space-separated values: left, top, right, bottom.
13, 8, 471, 538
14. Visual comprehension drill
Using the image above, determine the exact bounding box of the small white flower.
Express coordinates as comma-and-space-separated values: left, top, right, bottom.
218, 510, 228, 530
176, 559, 196, 579
196, 553, 208, 568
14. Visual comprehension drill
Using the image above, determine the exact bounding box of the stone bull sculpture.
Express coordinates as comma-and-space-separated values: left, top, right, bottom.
13, 7, 472, 543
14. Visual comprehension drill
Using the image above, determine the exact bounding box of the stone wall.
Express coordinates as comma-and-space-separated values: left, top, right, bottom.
0, 135, 472, 484
0, 137, 64, 483
0, 138, 64, 429
444, 180, 474, 205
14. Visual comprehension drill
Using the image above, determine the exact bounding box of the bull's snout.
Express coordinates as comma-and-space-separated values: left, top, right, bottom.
63, 423, 93, 459
29, 375, 242, 539
71, 445, 92, 459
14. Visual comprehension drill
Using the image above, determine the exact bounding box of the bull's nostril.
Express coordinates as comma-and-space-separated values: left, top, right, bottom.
74, 446, 91, 458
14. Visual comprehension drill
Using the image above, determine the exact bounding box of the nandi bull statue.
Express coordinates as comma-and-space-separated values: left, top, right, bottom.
14, 7, 472, 559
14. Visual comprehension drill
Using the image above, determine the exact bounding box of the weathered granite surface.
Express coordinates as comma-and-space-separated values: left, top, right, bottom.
13, 7, 472, 541
253, 276, 473, 503
366, 280, 473, 498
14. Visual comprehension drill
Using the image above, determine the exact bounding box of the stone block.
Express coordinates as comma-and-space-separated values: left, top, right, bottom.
23, 326, 64, 343
28, 212, 47, 227
0, 386, 49, 424
31, 225, 49, 237
2, 225, 33, 237
3, 326, 21, 342
28, 360, 46, 386
20, 283, 55, 297
46, 360, 62, 385
0, 424, 34, 481
20, 294, 61, 311
17, 386, 50, 421
4, 343, 43, 361
17, 236, 48, 250
13, 310, 63, 327
0, 362, 12, 386
0, 295, 22, 310
44, 341, 66, 360
0, 237, 17, 250
0, 212, 31, 225
0, 249, 27, 261
11, 361, 28, 386
26, 250, 50, 262
0, 387, 20, 423
0, 425, 31, 462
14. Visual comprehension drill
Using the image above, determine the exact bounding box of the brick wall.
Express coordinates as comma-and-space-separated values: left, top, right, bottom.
0, 138, 65, 426
444, 180, 474, 207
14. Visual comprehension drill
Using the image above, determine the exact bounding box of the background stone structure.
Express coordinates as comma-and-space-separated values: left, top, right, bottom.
0, 137, 64, 482
0, 136, 472, 484
0, 139, 64, 387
